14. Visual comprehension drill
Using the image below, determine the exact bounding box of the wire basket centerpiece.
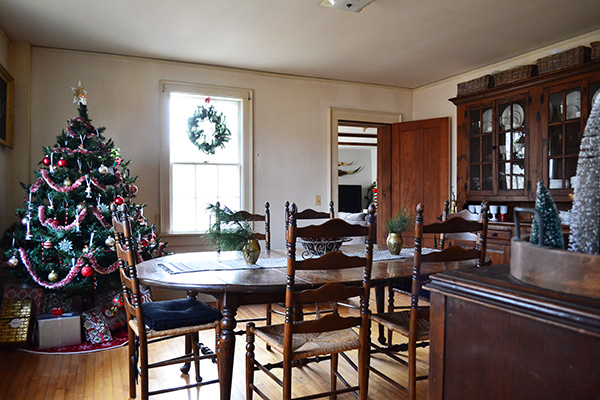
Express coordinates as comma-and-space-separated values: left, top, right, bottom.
297, 237, 351, 258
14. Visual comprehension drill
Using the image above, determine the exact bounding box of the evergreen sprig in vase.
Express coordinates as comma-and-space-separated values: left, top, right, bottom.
386, 207, 413, 255
206, 202, 259, 264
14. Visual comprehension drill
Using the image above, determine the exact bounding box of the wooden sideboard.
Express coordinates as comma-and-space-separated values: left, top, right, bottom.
426, 264, 600, 400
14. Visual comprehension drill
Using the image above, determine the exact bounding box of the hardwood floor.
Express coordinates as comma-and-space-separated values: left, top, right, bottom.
0, 295, 429, 400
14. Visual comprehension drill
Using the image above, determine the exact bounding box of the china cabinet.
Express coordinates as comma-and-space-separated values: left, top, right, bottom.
451, 60, 600, 209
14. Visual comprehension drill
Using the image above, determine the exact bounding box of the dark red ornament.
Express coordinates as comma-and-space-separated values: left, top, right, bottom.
43, 157, 51, 165
140, 238, 149, 247
81, 266, 93, 277
114, 196, 124, 205
58, 158, 68, 168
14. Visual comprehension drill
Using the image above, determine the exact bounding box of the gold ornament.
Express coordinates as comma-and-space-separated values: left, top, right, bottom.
48, 270, 59, 282
63, 178, 72, 187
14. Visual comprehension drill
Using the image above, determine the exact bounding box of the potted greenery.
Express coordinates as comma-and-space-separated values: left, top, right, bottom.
206, 202, 260, 264
386, 207, 413, 255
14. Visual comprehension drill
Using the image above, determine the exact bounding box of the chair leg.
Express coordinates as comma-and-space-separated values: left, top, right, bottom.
265, 304, 272, 351
127, 328, 137, 399
246, 323, 255, 400
329, 352, 338, 400
192, 332, 201, 382
180, 334, 192, 374
139, 336, 149, 400
408, 339, 417, 400
359, 320, 370, 400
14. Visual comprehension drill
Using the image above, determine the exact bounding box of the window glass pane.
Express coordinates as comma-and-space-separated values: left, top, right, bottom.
470, 165, 480, 191
549, 158, 562, 180
512, 131, 525, 160
549, 92, 563, 123
482, 134, 493, 162
565, 122, 582, 155
548, 125, 563, 156
565, 89, 581, 120
482, 164, 493, 191
469, 137, 480, 163
469, 110, 481, 135
172, 197, 197, 232
566, 158, 577, 188
498, 162, 509, 190
217, 165, 241, 198
172, 164, 196, 198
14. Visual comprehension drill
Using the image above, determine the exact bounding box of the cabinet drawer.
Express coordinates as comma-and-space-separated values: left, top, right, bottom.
488, 228, 512, 242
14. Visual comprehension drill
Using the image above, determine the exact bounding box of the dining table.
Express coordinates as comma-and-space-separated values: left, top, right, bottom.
135, 244, 484, 400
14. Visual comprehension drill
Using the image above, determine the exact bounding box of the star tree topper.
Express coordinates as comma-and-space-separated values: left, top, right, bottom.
71, 81, 87, 105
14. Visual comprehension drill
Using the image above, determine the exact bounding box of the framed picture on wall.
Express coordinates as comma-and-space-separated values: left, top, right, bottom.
0, 64, 14, 148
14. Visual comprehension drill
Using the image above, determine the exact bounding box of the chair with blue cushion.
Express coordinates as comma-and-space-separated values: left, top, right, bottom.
111, 203, 222, 400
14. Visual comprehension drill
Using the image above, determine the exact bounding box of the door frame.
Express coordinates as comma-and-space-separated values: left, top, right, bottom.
328, 108, 402, 208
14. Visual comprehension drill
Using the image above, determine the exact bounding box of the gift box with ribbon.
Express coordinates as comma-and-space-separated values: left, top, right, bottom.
0, 299, 34, 347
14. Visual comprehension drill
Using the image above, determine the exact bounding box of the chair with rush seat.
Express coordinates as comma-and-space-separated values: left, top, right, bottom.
370, 202, 489, 400
111, 203, 222, 399
246, 203, 375, 400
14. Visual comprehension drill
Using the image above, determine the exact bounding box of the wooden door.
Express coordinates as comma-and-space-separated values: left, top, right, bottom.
377, 117, 450, 245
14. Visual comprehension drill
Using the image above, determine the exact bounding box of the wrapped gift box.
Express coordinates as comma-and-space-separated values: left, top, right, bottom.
37, 312, 81, 349
0, 299, 34, 347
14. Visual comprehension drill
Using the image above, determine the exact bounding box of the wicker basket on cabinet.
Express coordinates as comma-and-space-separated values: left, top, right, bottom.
493, 65, 537, 87
457, 75, 493, 97
536, 46, 591, 74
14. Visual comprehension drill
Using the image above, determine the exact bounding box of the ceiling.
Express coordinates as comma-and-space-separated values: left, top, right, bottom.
1, 0, 599, 89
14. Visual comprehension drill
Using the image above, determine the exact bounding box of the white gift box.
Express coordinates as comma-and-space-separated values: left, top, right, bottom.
37, 312, 81, 349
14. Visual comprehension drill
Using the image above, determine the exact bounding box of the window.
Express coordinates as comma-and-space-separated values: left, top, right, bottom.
160, 82, 253, 234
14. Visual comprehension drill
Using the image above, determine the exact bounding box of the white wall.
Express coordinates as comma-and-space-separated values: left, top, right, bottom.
413, 29, 600, 199
11, 47, 412, 250
338, 146, 376, 210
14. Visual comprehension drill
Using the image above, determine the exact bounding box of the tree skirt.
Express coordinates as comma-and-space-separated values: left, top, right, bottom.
21, 328, 128, 355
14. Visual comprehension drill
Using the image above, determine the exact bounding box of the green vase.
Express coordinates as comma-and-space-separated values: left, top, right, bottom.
386, 233, 403, 255
242, 239, 261, 265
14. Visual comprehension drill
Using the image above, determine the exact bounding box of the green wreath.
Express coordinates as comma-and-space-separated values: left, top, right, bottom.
187, 104, 231, 155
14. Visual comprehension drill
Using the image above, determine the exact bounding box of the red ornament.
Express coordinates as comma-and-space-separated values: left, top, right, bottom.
42, 240, 53, 249
112, 294, 124, 308
43, 157, 51, 165
129, 185, 138, 196
51, 307, 64, 316
140, 238, 149, 247
81, 266, 93, 277
58, 158, 68, 168
114, 196, 125, 205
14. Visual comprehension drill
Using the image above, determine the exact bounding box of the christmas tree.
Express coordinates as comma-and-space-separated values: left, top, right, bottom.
569, 93, 600, 254
529, 179, 564, 249
2, 82, 167, 299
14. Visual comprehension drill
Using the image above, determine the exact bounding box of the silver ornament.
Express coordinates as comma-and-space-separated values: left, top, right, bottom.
98, 165, 109, 175
105, 236, 116, 246
8, 255, 19, 267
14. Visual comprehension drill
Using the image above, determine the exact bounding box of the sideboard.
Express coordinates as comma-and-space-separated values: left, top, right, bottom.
426, 264, 600, 399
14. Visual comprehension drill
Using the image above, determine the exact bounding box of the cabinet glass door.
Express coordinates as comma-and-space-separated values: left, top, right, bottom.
547, 87, 583, 190
497, 100, 527, 192
468, 108, 493, 192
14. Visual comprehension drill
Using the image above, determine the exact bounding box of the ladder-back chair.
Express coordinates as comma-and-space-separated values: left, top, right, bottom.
111, 203, 222, 399
246, 203, 375, 400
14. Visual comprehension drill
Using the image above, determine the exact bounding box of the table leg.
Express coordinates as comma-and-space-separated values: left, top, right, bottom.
218, 302, 238, 400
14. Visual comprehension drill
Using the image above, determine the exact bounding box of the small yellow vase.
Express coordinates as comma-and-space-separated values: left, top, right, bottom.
242, 239, 261, 265
386, 233, 403, 255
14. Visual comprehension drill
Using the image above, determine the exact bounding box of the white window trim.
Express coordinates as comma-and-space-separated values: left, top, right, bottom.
159, 81, 254, 235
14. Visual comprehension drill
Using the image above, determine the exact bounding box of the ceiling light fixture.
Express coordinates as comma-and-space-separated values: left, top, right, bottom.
318, 0, 375, 13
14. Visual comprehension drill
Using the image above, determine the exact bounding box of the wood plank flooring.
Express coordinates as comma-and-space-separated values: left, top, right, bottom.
0, 295, 429, 400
